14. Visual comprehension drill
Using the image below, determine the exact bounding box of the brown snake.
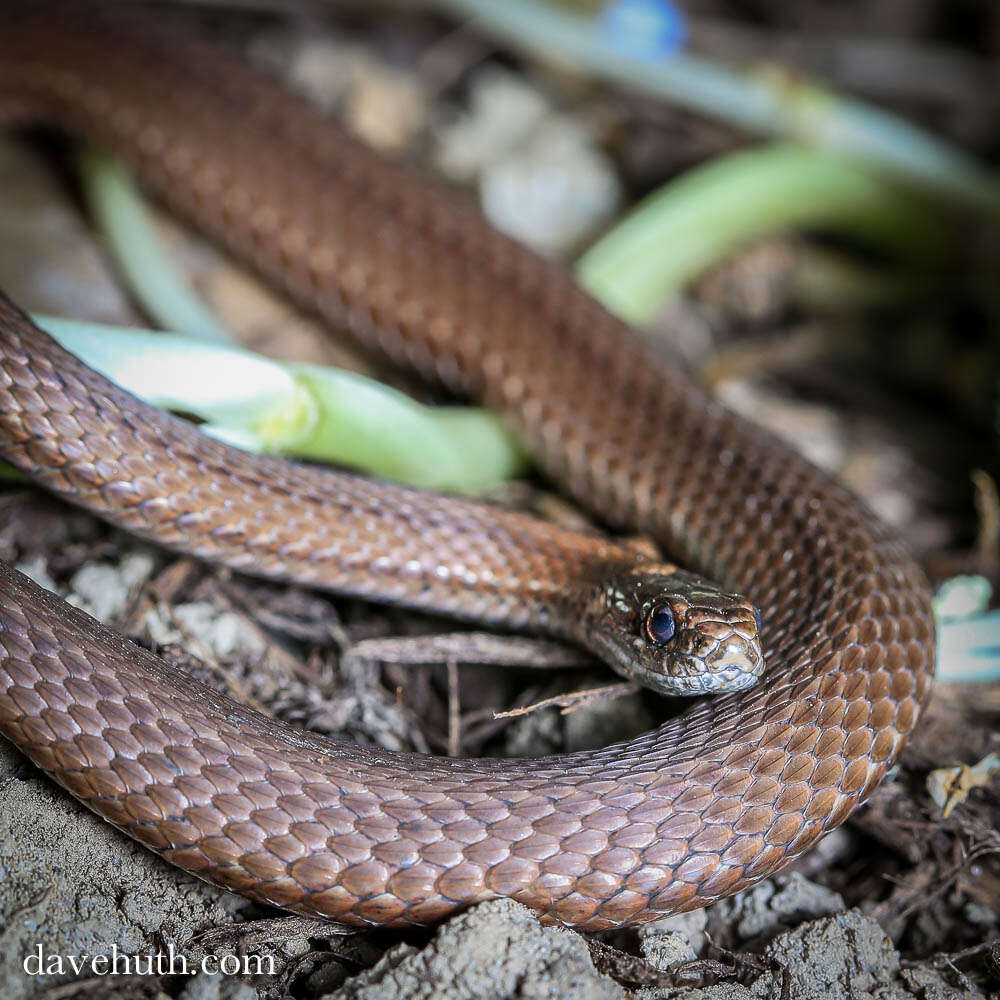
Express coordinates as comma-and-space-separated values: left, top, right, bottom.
0, 6, 934, 930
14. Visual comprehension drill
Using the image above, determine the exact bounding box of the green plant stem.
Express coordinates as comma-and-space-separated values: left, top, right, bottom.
78, 147, 235, 343
30, 316, 526, 493
576, 143, 944, 324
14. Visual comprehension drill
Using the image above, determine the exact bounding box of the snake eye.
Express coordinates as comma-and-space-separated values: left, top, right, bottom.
645, 604, 676, 645
754, 608, 763, 634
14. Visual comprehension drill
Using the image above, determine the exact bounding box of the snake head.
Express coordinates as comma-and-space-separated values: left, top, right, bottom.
583, 565, 765, 696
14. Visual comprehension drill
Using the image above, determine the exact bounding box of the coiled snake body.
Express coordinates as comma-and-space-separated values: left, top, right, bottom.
0, 6, 934, 929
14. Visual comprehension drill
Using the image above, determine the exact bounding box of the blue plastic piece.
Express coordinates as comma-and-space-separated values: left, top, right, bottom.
602, 0, 687, 61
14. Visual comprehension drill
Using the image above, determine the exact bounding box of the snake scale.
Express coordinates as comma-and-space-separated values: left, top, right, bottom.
0, 5, 934, 929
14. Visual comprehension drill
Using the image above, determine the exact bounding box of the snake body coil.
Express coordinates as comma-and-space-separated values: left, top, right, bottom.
0, 6, 934, 929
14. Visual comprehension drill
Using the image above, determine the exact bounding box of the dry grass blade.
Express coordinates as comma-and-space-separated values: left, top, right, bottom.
493, 681, 639, 718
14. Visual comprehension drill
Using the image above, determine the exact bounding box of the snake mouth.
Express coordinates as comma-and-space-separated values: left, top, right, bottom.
637, 659, 763, 697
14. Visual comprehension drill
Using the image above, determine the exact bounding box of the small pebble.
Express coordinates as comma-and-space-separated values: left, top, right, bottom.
435, 68, 621, 254
434, 68, 550, 183
480, 120, 622, 255
66, 551, 156, 623
640, 908, 707, 969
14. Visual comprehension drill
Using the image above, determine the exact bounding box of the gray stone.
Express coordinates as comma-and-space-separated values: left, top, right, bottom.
332, 899, 623, 1000
640, 908, 709, 969
750, 910, 898, 1000
66, 551, 156, 623
719, 872, 846, 942
638, 908, 987, 1000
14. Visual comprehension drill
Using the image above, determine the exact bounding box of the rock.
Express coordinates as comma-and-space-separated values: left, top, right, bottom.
65, 551, 156, 623
143, 601, 266, 660
171, 603, 266, 661
479, 121, 622, 256
433, 68, 621, 255
716, 872, 846, 942
343, 60, 427, 154
434, 68, 550, 183
750, 910, 987, 1000
642, 986, 756, 1000
0, 768, 244, 999
898, 965, 973, 1000
640, 908, 708, 969
177, 971, 260, 1000
751, 910, 898, 999
639, 909, 987, 1000
332, 899, 623, 1000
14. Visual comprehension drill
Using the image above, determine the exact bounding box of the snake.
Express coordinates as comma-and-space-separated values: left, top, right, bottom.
0, 5, 934, 931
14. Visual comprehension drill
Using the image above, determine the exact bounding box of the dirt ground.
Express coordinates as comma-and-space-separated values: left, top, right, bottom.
0, 2, 998, 998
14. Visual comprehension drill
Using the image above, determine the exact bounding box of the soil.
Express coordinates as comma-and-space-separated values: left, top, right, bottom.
0, 2, 998, 999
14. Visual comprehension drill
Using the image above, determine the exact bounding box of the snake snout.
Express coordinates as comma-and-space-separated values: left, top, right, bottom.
682, 600, 766, 689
